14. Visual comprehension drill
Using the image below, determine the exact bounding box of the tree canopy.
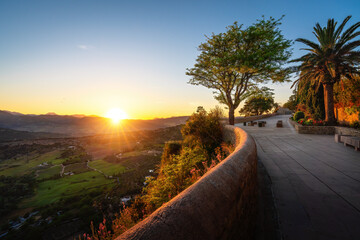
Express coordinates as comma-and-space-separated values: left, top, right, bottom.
239, 87, 276, 116
283, 90, 298, 112
186, 16, 292, 124
291, 16, 360, 124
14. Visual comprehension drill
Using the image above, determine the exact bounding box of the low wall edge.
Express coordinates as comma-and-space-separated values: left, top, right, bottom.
116, 125, 258, 240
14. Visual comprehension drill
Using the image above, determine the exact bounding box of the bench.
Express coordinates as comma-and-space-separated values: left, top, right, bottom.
276, 120, 283, 128
335, 134, 350, 143
342, 136, 360, 151
258, 121, 266, 127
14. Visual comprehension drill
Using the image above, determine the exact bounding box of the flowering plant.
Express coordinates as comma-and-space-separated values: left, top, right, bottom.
297, 118, 324, 126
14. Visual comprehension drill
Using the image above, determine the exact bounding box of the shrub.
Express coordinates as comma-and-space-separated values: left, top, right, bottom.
142, 146, 208, 211
297, 118, 324, 126
350, 121, 360, 129
293, 111, 305, 121
304, 118, 313, 126
161, 141, 182, 165
181, 107, 223, 158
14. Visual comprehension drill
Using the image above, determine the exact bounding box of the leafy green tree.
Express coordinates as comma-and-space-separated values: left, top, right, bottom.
283, 90, 298, 111
186, 17, 292, 125
239, 87, 276, 116
297, 80, 325, 120
291, 16, 360, 125
334, 76, 360, 112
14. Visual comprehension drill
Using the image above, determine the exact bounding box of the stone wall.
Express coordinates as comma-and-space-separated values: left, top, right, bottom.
289, 120, 335, 135
234, 114, 277, 124
116, 126, 258, 240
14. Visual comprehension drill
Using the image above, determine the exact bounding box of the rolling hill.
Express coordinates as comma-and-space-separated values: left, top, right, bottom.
0, 110, 188, 137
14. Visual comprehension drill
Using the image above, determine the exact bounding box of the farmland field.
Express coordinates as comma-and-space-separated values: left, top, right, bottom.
64, 162, 89, 174
88, 159, 126, 176
36, 165, 61, 180
21, 170, 115, 208
0, 150, 64, 177
0, 125, 182, 240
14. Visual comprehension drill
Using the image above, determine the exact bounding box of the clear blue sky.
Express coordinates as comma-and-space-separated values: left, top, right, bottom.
1, 0, 359, 118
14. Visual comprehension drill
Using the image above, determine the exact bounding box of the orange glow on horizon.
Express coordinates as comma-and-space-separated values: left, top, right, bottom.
105, 108, 129, 124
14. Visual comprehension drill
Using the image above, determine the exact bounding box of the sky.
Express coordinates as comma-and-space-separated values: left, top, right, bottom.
1, 0, 359, 119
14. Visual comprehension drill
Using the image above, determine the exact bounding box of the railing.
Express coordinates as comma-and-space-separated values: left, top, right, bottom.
116, 125, 258, 240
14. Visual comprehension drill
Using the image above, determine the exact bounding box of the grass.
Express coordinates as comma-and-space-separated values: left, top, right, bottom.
0, 150, 64, 177
121, 151, 144, 158
64, 162, 89, 174
36, 165, 61, 180
88, 159, 126, 176
21, 170, 115, 208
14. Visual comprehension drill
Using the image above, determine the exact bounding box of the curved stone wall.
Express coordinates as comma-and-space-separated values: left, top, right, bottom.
116, 126, 257, 240
234, 113, 277, 124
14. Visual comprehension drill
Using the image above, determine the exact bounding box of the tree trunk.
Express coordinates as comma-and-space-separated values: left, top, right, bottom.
228, 106, 235, 125
323, 83, 336, 125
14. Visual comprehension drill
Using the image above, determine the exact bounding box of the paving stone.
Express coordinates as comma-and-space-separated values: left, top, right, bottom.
236, 115, 360, 240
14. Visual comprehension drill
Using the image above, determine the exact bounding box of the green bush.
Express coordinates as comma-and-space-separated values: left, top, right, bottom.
181, 107, 223, 158
142, 146, 207, 210
350, 121, 360, 129
293, 111, 305, 121
161, 141, 182, 165
143, 108, 224, 211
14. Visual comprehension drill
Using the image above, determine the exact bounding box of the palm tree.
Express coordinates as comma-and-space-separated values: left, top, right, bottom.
292, 16, 360, 125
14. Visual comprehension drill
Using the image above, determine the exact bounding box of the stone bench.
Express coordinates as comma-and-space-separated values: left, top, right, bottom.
335, 134, 350, 143
247, 121, 257, 126
342, 136, 360, 151
258, 121, 266, 127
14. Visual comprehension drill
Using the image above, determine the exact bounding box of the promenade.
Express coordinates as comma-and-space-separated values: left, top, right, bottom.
236, 115, 360, 240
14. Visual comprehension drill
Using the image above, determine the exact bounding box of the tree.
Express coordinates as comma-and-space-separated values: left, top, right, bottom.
334, 76, 360, 116
186, 17, 292, 125
283, 90, 298, 111
239, 87, 276, 116
297, 80, 325, 120
291, 16, 360, 125
196, 106, 205, 113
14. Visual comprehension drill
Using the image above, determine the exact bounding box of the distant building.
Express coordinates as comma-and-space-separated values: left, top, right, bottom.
120, 196, 132, 204
276, 107, 293, 115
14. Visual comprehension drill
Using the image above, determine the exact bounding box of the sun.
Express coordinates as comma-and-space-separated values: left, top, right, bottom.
105, 108, 128, 124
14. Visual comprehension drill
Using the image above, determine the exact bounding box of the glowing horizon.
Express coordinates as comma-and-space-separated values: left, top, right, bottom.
105, 108, 129, 124
0, 105, 195, 120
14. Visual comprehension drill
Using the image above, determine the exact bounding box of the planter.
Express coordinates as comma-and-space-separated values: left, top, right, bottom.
289, 119, 360, 136
289, 119, 335, 135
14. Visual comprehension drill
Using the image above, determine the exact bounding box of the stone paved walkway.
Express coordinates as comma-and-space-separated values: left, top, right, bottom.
236, 115, 360, 240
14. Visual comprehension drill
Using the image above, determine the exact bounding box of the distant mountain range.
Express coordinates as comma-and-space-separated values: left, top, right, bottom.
0, 110, 188, 137
0, 127, 66, 142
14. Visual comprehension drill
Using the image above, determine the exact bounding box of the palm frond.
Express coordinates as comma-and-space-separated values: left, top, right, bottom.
334, 15, 351, 39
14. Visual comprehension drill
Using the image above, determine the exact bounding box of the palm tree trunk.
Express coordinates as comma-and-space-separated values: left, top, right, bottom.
323, 83, 336, 125
228, 106, 235, 125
